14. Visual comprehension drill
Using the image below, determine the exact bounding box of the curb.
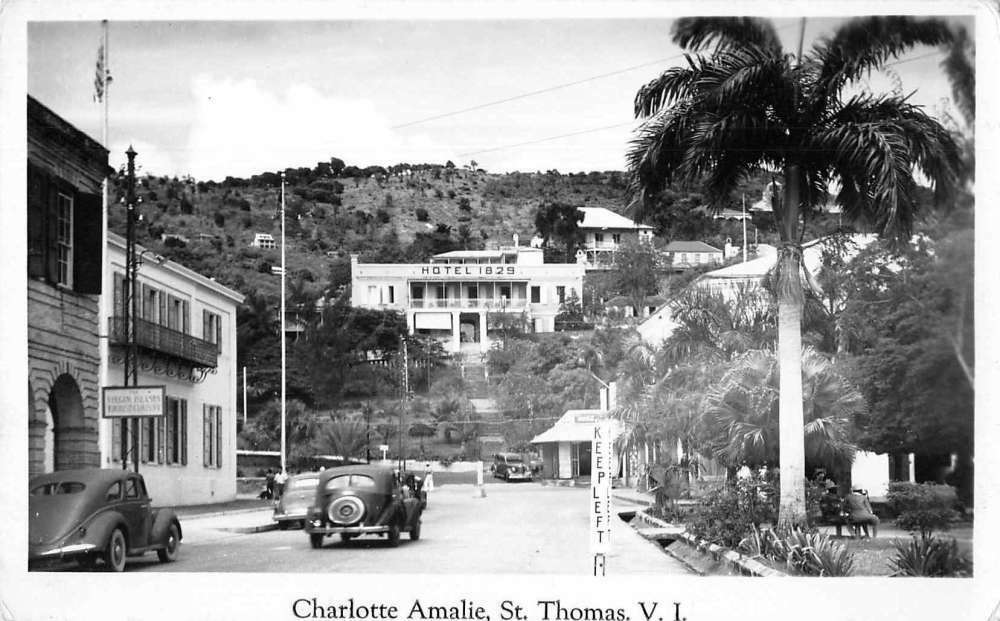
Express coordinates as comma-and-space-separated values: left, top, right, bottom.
214, 522, 280, 534
630, 509, 787, 577
175, 506, 274, 520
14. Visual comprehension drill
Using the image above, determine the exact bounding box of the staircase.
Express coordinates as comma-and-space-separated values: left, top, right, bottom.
462, 360, 505, 440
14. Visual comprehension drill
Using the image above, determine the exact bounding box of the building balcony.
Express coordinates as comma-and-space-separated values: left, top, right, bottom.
108, 316, 218, 368
409, 298, 529, 310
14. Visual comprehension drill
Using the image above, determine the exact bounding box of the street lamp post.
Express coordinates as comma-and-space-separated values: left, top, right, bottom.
123, 145, 140, 473
280, 173, 287, 476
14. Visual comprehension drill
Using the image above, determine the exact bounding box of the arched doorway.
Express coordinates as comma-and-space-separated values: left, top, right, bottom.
48, 374, 89, 471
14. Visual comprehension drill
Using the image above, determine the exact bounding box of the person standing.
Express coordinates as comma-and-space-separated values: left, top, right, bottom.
274, 468, 288, 501
264, 468, 275, 500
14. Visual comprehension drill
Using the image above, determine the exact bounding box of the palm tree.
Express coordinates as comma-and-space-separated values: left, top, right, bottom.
315, 417, 369, 461
627, 17, 961, 525
702, 348, 860, 470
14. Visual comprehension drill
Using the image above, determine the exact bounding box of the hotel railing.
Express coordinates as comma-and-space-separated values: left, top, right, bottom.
409, 298, 529, 310
108, 316, 219, 368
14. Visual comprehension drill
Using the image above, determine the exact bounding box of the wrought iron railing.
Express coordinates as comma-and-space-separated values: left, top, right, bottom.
409, 298, 529, 310
108, 316, 218, 368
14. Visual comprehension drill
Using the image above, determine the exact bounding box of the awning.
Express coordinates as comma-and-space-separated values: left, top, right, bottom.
531, 409, 626, 444
414, 312, 452, 330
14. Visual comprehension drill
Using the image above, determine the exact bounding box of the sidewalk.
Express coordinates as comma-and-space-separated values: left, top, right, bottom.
172, 495, 278, 533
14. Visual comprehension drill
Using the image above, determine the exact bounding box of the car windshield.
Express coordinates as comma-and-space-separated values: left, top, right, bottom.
502, 456, 522, 463
324, 474, 377, 491
30, 481, 86, 495
289, 477, 319, 490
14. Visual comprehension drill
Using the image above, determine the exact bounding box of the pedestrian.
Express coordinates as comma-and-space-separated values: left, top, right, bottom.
844, 488, 880, 538
274, 468, 288, 501
264, 468, 275, 500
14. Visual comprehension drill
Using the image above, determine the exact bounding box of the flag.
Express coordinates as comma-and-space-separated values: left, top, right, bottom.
93, 22, 111, 103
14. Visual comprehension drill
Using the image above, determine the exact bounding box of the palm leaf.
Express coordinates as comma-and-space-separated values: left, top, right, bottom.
672, 17, 783, 55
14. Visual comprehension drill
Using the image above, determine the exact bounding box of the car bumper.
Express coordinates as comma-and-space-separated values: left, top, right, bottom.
273, 511, 308, 522
30, 542, 99, 560
505, 473, 532, 480
305, 522, 390, 536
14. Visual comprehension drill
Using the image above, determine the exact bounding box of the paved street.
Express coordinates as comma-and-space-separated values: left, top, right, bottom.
111, 483, 690, 574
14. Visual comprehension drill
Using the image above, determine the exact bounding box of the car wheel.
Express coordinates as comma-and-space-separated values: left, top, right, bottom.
409, 519, 421, 541
387, 523, 401, 547
76, 554, 99, 570
157, 523, 180, 563
104, 528, 127, 572
310, 533, 325, 549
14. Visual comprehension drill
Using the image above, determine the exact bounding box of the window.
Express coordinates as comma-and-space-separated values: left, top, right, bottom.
140, 418, 158, 463
203, 404, 222, 468
468, 285, 478, 299
165, 397, 188, 465
125, 478, 139, 499
203, 310, 222, 352
594, 233, 604, 244
612, 233, 621, 244
106, 481, 122, 502
499, 285, 511, 300
556, 286, 566, 303
435, 285, 446, 300
530, 286, 541, 304
387, 286, 395, 304
55, 193, 73, 287
142, 284, 161, 323
411, 285, 424, 299
367, 285, 378, 305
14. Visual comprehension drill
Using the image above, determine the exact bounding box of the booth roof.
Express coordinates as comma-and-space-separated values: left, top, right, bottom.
531, 409, 626, 444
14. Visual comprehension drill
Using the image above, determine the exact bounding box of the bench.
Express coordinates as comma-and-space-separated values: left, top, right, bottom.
819, 496, 864, 537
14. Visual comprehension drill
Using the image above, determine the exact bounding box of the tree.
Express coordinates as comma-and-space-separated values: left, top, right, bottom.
627, 16, 962, 525
611, 237, 661, 315
534, 201, 584, 262
315, 417, 369, 461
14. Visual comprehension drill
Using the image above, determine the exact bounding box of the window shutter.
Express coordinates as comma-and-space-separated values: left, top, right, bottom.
73, 192, 102, 294
203, 310, 209, 341
216, 408, 222, 467
140, 419, 149, 463
181, 400, 188, 465
203, 404, 209, 467
111, 418, 121, 462
156, 415, 165, 463
166, 399, 175, 464
44, 185, 59, 284
216, 316, 222, 352
27, 164, 48, 277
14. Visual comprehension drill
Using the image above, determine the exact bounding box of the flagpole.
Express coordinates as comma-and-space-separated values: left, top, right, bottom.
280, 173, 287, 476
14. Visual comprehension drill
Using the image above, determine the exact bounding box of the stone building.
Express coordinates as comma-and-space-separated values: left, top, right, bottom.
26, 95, 107, 475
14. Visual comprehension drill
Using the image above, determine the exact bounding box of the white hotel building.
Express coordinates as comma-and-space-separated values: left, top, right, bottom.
350, 245, 585, 354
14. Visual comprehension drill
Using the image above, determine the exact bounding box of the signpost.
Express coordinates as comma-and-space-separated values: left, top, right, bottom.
590, 383, 615, 576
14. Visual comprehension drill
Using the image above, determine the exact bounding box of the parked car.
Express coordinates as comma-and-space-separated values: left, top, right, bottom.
305, 465, 422, 548
28, 468, 181, 572
273, 472, 321, 529
492, 453, 532, 482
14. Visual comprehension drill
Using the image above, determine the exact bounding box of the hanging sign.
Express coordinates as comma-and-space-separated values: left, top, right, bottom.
102, 386, 166, 418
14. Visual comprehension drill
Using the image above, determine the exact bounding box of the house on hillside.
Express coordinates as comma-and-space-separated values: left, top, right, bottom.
604, 295, 666, 321
251, 233, 276, 249
576, 206, 655, 268
663, 240, 724, 270
27, 95, 108, 476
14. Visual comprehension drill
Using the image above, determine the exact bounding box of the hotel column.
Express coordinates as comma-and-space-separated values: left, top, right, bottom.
451, 310, 461, 353
478, 311, 489, 353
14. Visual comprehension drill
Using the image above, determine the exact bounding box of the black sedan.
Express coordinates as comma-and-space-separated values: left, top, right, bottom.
304, 465, 422, 548
29, 468, 182, 571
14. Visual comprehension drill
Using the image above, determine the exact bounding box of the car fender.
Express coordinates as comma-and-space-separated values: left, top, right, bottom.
83, 510, 130, 550
150, 508, 182, 546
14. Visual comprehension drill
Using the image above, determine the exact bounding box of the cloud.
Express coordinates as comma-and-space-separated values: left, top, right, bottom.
183, 75, 453, 181
108, 138, 182, 180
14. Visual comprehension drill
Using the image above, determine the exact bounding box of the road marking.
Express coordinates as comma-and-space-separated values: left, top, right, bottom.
272, 546, 293, 550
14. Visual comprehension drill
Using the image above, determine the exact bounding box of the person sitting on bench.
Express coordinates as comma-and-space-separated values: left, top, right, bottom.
844, 488, 879, 538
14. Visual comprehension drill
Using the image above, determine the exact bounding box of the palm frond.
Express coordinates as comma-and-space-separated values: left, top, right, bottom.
634, 62, 699, 118
810, 16, 953, 109
672, 17, 783, 55
940, 24, 974, 127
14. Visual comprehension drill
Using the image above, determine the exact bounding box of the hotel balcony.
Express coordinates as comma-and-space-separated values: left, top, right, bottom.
409, 298, 529, 310
108, 316, 219, 368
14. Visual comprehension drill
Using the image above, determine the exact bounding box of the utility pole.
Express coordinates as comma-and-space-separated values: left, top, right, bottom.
742, 193, 748, 262
280, 173, 287, 475
123, 146, 140, 473
398, 337, 408, 471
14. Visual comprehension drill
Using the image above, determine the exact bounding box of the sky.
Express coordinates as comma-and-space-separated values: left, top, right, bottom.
28, 14, 973, 181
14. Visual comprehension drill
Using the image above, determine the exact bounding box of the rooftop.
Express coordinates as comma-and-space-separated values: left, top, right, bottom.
664, 240, 723, 253
578, 207, 653, 231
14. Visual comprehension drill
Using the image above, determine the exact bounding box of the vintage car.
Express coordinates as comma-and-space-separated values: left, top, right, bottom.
273, 472, 321, 529
305, 465, 422, 548
492, 452, 533, 482
28, 468, 181, 572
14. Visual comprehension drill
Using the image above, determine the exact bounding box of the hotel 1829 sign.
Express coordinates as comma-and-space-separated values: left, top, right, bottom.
418, 265, 517, 278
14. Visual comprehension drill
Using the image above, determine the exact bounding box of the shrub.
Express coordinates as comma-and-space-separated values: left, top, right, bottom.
739, 526, 855, 576
415, 207, 429, 222
887, 482, 961, 540
684, 478, 777, 548
890, 535, 971, 577
375, 208, 391, 224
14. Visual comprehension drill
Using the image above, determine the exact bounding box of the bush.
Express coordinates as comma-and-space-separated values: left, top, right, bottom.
890, 535, 971, 577
741, 527, 855, 576
684, 478, 777, 548
415, 207, 429, 222
887, 482, 961, 540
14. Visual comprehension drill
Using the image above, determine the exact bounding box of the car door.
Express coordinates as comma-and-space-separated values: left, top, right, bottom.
120, 475, 152, 549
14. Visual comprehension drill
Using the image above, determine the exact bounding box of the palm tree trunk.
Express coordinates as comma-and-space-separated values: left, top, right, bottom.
777, 165, 807, 527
